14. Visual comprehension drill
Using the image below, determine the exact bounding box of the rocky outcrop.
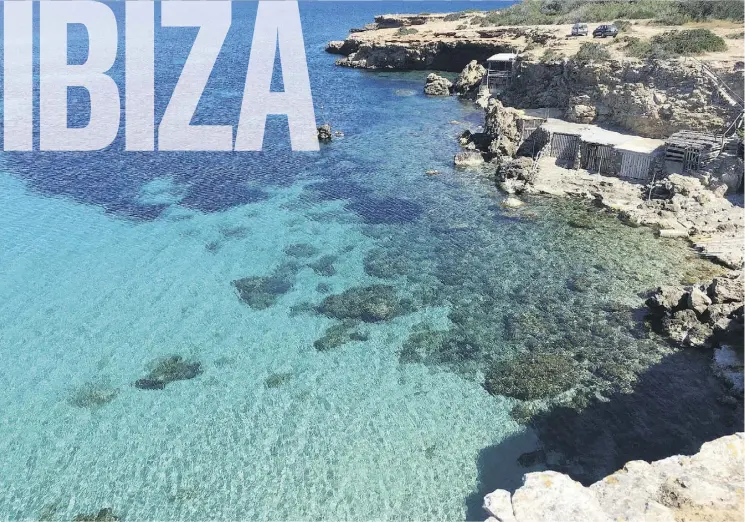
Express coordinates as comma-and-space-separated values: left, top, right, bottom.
317, 124, 333, 142
325, 39, 362, 56
646, 271, 744, 349
424, 73, 452, 96
454, 150, 485, 167
335, 40, 510, 72
527, 160, 744, 269
483, 98, 522, 158
452, 60, 486, 96
484, 433, 745, 522
502, 59, 743, 139
494, 157, 535, 194
373, 14, 440, 29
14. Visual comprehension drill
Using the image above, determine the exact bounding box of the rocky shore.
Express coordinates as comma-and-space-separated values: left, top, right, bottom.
484, 432, 744, 522
327, 13, 743, 137
327, 8, 744, 520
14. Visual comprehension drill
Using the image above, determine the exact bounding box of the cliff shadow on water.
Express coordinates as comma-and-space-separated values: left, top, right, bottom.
465, 348, 743, 520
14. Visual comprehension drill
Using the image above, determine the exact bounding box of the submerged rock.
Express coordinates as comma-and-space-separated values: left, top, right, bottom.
399, 325, 480, 367
314, 320, 369, 351
264, 372, 293, 389
713, 346, 744, 393
67, 380, 119, 409
423, 73, 452, 96
135, 355, 202, 390
484, 353, 579, 401
317, 285, 402, 322
309, 254, 337, 277
73, 508, 119, 522
284, 243, 319, 258
363, 248, 410, 279
232, 263, 298, 309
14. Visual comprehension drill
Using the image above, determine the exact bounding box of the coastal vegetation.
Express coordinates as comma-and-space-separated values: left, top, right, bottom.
471, 0, 744, 27
622, 28, 728, 58
574, 42, 611, 62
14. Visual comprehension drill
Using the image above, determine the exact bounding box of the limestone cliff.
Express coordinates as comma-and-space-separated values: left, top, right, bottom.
501, 58, 743, 139
484, 433, 745, 522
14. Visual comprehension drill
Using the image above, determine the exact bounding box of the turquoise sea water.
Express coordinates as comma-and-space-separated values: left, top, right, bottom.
0, 2, 741, 520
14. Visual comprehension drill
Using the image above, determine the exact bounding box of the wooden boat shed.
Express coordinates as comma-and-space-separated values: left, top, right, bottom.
483, 53, 518, 92
528, 119, 664, 181
664, 131, 721, 174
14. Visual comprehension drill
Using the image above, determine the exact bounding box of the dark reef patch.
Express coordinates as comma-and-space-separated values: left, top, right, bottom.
314, 321, 369, 351
304, 180, 370, 202
181, 182, 268, 213
484, 353, 580, 401
232, 263, 299, 309
264, 372, 293, 389
364, 248, 412, 279
219, 225, 250, 239
317, 285, 403, 322
309, 255, 337, 277
134, 355, 202, 390
67, 380, 119, 409
399, 324, 480, 370
284, 243, 320, 258
73, 508, 119, 522
347, 197, 423, 225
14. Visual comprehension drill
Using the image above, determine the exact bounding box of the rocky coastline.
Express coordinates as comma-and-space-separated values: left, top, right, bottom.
329, 8, 744, 521
484, 432, 744, 522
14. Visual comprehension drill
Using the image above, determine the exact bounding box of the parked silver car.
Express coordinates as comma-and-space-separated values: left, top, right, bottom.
571, 23, 588, 36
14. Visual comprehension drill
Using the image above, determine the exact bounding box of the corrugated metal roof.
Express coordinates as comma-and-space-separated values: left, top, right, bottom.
486, 53, 518, 62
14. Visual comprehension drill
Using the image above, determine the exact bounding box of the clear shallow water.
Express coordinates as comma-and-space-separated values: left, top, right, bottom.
0, 2, 740, 520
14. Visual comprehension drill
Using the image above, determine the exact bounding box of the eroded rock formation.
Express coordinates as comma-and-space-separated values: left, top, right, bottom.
423, 73, 452, 96
483, 433, 745, 522
501, 59, 743, 139
452, 59, 486, 96
646, 271, 744, 350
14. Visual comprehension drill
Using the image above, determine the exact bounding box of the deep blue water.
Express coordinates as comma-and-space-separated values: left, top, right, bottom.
0, 2, 740, 520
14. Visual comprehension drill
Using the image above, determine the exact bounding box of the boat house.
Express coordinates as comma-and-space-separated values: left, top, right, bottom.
483, 53, 517, 92
664, 131, 721, 174
526, 119, 664, 181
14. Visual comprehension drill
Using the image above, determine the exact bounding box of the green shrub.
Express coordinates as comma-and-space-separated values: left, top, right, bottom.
540, 47, 561, 63
451, 0, 743, 28
396, 27, 419, 36
574, 42, 611, 62
623, 29, 727, 58
614, 19, 632, 31
651, 28, 728, 55
726, 32, 744, 39
649, 10, 691, 25
444, 12, 465, 22
623, 37, 673, 59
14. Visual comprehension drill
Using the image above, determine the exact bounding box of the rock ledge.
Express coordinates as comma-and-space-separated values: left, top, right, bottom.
484, 433, 745, 522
